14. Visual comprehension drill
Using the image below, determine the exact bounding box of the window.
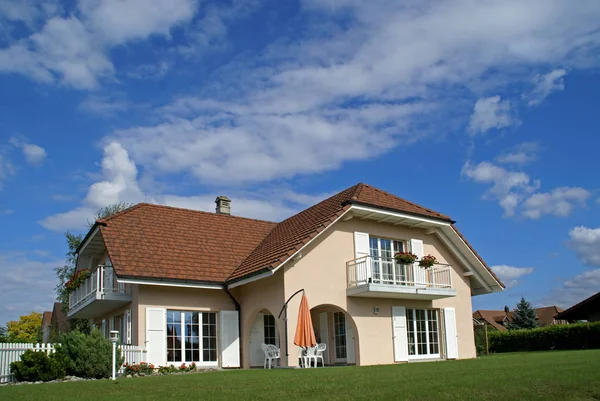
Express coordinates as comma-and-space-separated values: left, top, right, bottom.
334, 312, 347, 360
167, 311, 217, 364
369, 237, 406, 284
406, 309, 439, 358
263, 315, 277, 345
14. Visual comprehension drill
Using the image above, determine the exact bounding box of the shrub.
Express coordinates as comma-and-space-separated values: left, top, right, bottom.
54, 329, 124, 379
489, 322, 600, 353
10, 350, 65, 382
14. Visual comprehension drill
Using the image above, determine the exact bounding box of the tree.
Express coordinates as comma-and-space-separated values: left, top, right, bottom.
508, 297, 538, 330
7, 312, 43, 343
0, 325, 8, 342
54, 203, 132, 331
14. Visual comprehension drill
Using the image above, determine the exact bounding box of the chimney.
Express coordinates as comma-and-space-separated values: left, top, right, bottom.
215, 196, 231, 215
504, 305, 510, 313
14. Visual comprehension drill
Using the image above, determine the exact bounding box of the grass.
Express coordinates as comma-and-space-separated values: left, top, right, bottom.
2, 350, 600, 400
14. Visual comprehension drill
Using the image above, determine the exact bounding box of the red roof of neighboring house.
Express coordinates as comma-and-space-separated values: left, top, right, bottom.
42, 311, 52, 327
93, 182, 498, 286
473, 306, 565, 331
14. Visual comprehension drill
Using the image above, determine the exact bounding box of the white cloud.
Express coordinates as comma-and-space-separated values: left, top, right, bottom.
461, 161, 538, 216
463, 159, 590, 219
568, 226, 600, 266
0, 251, 61, 325
491, 265, 535, 288
41, 141, 334, 230
540, 268, 600, 309
496, 142, 540, 166
0, 153, 15, 189
40, 142, 145, 231
468, 96, 515, 135
527, 68, 567, 106
79, 95, 130, 116
522, 187, 591, 219
0, 1, 197, 88
22, 143, 46, 165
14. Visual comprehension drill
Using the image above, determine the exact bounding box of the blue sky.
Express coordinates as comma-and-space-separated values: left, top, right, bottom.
1, 0, 600, 325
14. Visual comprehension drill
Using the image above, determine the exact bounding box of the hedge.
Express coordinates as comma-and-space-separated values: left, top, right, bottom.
489, 322, 600, 353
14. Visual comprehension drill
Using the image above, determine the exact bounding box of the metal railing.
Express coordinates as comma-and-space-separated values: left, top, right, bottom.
69, 265, 128, 309
347, 256, 453, 289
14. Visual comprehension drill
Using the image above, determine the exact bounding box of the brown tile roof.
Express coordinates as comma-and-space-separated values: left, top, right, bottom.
99, 203, 276, 283
95, 182, 496, 286
228, 183, 454, 281
473, 310, 509, 331
535, 306, 565, 326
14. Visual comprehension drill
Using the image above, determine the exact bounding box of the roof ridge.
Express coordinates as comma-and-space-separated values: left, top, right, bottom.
97, 203, 146, 223
358, 183, 450, 220
99, 202, 278, 225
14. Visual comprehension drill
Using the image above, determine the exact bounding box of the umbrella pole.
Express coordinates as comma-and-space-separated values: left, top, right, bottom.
278, 288, 305, 357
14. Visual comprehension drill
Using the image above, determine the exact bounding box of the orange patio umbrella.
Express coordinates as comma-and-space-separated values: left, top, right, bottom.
293, 293, 317, 348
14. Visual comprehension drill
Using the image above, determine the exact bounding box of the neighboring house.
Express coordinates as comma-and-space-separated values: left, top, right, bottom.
50, 302, 69, 341
473, 306, 568, 331
555, 292, 600, 322
66, 183, 503, 368
41, 311, 52, 343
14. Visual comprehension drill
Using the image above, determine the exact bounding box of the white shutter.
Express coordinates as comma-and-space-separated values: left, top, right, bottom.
354, 232, 370, 259
101, 319, 107, 338
220, 310, 240, 368
109, 317, 115, 333
146, 308, 166, 366
346, 320, 355, 364
392, 306, 409, 362
410, 239, 425, 286
249, 313, 265, 367
444, 307, 458, 359
354, 232, 371, 281
125, 310, 132, 344
319, 312, 330, 365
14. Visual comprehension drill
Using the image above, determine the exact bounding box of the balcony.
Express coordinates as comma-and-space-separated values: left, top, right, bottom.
346, 256, 456, 300
68, 265, 132, 318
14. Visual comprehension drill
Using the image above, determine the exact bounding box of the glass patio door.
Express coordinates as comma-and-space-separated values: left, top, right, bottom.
369, 237, 405, 284
333, 312, 347, 362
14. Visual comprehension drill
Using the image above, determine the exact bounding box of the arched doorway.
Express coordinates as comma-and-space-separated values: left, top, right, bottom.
310, 305, 359, 365
249, 308, 280, 367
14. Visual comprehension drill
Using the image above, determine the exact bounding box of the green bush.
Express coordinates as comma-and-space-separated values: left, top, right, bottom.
10, 350, 65, 382
489, 322, 600, 353
54, 329, 124, 379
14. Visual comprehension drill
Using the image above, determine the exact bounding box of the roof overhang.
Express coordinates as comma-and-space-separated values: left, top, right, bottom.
117, 276, 223, 290
349, 205, 503, 295
227, 204, 503, 294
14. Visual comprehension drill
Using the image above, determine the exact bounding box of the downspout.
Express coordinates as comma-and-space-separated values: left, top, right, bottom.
224, 286, 242, 368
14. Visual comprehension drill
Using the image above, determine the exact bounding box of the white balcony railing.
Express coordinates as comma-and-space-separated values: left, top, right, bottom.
68, 265, 128, 310
347, 256, 453, 289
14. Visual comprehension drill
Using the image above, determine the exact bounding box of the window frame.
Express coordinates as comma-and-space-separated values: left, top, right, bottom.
406, 308, 440, 360
166, 310, 218, 367
369, 236, 407, 285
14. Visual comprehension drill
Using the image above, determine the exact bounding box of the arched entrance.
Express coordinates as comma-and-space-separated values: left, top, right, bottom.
248, 308, 280, 367
310, 304, 359, 365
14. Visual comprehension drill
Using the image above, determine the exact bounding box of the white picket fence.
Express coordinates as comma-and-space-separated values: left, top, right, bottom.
0, 343, 146, 383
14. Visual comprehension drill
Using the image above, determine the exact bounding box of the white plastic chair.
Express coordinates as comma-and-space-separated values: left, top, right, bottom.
314, 343, 327, 367
303, 345, 318, 368
261, 344, 280, 369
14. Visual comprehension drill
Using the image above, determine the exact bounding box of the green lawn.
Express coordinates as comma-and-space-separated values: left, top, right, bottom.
2, 350, 600, 401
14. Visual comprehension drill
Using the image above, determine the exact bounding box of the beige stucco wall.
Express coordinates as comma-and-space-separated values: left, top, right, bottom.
230, 270, 285, 368
280, 218, 477, 367
136, 285, 236, 347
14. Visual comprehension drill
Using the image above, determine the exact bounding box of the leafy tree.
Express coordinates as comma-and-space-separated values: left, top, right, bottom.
54, 203, 133, 331
508, 297, 538, 330
7, 312, 43, 343
0, 325, 8, 342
